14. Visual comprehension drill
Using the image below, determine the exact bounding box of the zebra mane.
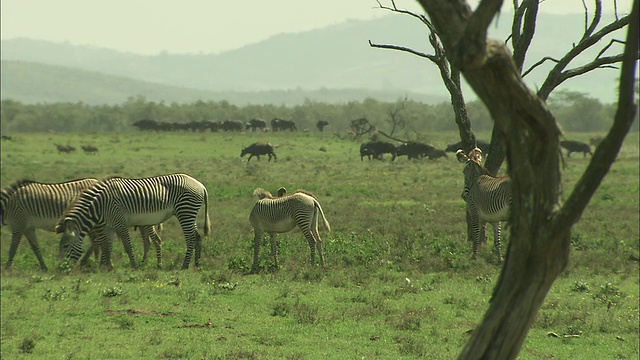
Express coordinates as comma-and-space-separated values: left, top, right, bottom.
101, 175, 123, 182
1, 179, 36, 199
7, 179, 36, 189
254, 187, 318, 201
253, 188, 274, 200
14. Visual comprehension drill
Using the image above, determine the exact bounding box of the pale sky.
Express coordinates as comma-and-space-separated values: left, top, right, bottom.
1, 0, 633, 55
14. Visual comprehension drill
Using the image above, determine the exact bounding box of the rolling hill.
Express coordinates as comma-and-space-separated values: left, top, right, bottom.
0, 12, 628, 105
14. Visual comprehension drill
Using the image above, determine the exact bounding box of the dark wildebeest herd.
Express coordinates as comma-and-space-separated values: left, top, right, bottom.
359, 140, 448, 161
44, 117, 596, 164
131, 118, 294, 132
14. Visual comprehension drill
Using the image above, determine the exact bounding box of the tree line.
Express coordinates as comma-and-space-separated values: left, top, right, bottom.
1, 91, 634, 135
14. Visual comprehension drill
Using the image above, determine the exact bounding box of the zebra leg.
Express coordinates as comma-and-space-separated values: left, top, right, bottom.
469, 214, 482, 261
492, 222, 503, 264
312, 230, 326, 267
80, 230, 102, 267
179, 226, 200, 270
301, 229, 317, 265
251, 231, 263, 273
193, 231, 202, 269
6, 231, 24, 269
100, 229, 115, 271
78, 240, 96, 267
268, 233, 279, 270
147, 226, 163, 269
23, 229, 48, 271
114, 227, 137, 268
138, 226, 151, 265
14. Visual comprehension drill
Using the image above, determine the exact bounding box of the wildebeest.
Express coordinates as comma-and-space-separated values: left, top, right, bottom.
221, 120, 244, 132
241, 143, 277, 162
560, 140, 592, 158
589, 136, 604, 147
81, 145, 98, 154
271, 118, 297, 132
55, 144, 76, 153
132, 119, 159, 131
359, 141, 396, 160
445, 139, 491, 155
424, 147, 448, 160
316, 120, 330, 132
246, 118, 268, 132
1, 135, 13, 141
360, 143, 376, 160
394, 142, 435, 160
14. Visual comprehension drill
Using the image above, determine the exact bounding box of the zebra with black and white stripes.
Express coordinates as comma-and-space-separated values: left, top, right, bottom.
1, 178, 102, 270
56, 173, 211, 269
249, 188, 330, 273
456, 148, 511, 263
1, 178, 161, 270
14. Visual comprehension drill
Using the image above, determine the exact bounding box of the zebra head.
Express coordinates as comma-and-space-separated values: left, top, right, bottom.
55, 187, 104, 260
456, 148, 490, 201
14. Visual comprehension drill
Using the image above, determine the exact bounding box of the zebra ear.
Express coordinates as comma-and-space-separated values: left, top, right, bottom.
456, 149, 469, 163
469, 147, 483, 163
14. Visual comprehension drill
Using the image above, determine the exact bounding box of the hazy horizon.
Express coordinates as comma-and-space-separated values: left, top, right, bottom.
1, 0, 633, 56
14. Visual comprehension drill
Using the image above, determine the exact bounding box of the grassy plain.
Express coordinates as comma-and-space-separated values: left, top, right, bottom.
1, 131, 638, 359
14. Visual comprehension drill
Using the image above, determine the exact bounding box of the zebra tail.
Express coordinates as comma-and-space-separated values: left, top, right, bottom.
203, 189, 212, 237
315, 201, 331, 232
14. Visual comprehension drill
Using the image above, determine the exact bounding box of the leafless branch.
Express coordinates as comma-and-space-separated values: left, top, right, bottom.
522, 56, 561, 77
596, 38, 626, 58
536, 9, 632, 100
375, 0, 431, 26
368, 40, 436, 61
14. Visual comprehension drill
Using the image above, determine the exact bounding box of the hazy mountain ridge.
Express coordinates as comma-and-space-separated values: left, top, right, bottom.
1, 60, 445, 106
1, 12, 627, 105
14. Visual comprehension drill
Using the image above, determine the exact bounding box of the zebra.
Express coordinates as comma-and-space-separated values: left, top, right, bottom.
456, 148, 511, 263
0, 178, 160, 270
0, 178, 102, 270
249, 188, 330, 273
56, 173, 211, 269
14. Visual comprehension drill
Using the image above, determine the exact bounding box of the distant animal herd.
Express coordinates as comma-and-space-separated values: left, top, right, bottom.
130, 117, 325, 133
0, 127, 604, 272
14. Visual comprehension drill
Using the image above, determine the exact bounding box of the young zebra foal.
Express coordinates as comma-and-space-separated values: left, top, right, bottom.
249, 188, 330, 273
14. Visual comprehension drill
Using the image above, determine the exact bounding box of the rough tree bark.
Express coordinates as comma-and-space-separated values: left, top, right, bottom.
415, 0, 638, 359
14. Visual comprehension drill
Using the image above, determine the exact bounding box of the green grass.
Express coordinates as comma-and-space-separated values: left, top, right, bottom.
1, 131, 638, 359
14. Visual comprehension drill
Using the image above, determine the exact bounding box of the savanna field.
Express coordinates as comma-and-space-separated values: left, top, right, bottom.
1, 131, 638, 359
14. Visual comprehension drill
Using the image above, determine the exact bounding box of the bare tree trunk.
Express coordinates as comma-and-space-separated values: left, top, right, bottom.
415, 0, 638, 358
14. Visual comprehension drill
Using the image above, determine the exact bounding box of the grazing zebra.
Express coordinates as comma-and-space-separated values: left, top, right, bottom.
0, 178, 104, 270
249, 188, 330, 273
456, 149, 511, 263
0, 178, 160, 270
56, 173, 211, 269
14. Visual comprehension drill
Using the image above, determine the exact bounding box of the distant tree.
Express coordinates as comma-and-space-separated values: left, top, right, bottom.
548, 90, 609, 132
